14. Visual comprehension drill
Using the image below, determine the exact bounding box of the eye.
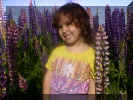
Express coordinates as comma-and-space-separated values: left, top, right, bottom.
66, 22, 71, 26
58, 25, 62, 29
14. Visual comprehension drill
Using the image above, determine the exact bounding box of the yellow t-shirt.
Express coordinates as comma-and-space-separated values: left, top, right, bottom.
45, 45, 95, 80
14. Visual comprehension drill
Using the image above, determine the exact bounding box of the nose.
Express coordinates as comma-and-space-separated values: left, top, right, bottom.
62, 25, 68, 33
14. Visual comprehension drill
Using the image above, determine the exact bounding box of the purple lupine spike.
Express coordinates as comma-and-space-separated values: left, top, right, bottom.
105, 5, 112, 40
6, 19, 19, 87
36, 10, 43, 35
93, 8, 99, 32
116, 9, 121, 41
23, 29, 29, 49
52, 30, 59, 46
34, 38, 40, 56
119, 8, 126, 41
5, 8, 13, 29
40, 10, 45, 35
18, 8, 28, 35
29, 2, 37, 36
0, 57, 7, 98
111, 8, 120, 58
40, 52, 48, 67
45, 10, 51, 33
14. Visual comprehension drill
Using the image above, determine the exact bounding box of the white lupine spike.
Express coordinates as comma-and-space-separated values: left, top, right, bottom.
98, 25, 105, 32
104, 61, 110, 65
104, 56, 109, 61
104, 83, 109, 87
96, 51, 101, 55
96, 60, 101, 64
104, 83, 109, 88
96, 41, 101, 45
102, 52, 105, 56
96, 61, 102, 65
96, 90, 103, 93
104, 70, 109, 74
96, 76, 101, 80
99, 47, 102, 50
103, 35, 108, 39
105, 77, 109, 82
96, 70, 101, 75
95, 25, 110, 94
96, 59, 101, 63
96, 36, 102, 40
96, 83, 103, 89
96, 70, 101, 74
95, 66, 100, 70
96, 91, 102, 94
104, 67, 109, 71
105, 52, 110, 55
95, 47, 99, 50
104, 80, 110, 84
96, 56, 100, 60
103, 72, 109, 77
96, 79, 102, 83
96, 32, 100, 36
104, 41, 109, 45
102, 32, 106, 35
105, 82, 110, 86
103, 62, 110, 66
104, 46, 109, 50
96, 46, 102, 50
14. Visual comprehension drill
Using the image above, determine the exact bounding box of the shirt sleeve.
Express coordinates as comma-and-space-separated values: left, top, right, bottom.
89, 48, 95, 79
45, 50, 55, 70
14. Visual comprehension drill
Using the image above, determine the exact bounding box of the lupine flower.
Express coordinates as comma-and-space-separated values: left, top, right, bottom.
6, 19, 19, 88
18, 9, 27, 34
0, 53, 7, 98
95, 46, 102, 50
96, 36, 101, 40
105, 52, 110, 55
103, 35, 108, 39
105, 5, 112, 42
104, 41, 109, 45
5, 8, 13, 29
0, 72, 7, 97
96, 51, 101, 55
52, 29, 59, 46
95, 25, 110, 94
104, 46, 109, 50
29, 2, 37, 36
96, 41, 101, 45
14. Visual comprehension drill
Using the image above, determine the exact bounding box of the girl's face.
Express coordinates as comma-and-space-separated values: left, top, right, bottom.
58, 14, 84, 46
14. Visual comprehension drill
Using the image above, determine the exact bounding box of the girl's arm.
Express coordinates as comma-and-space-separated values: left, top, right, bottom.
88, 78, 95, 94
43, 70, 53, 94
88, 78, 96, 100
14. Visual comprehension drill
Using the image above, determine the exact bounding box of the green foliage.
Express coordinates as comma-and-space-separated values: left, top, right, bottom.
105, 40, 128, 95
15, 31, 54, 94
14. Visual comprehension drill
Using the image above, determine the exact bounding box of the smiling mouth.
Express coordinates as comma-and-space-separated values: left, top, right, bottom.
64, 35, 71, 39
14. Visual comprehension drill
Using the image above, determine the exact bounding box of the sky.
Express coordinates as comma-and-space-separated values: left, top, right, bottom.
3, 0, 131, 24
3, 0, 133, 7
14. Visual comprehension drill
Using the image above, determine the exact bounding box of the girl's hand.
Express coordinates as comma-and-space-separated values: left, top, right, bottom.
18, 74, 28, 91
88, 79, 96, 100
43, 70, 53, 100
43, 70, 53, 94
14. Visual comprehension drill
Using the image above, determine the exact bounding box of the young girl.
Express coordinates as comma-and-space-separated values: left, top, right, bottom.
43, 2, 95, 96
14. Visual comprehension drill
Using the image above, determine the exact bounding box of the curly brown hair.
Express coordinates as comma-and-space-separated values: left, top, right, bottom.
52, 3, 93, 45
